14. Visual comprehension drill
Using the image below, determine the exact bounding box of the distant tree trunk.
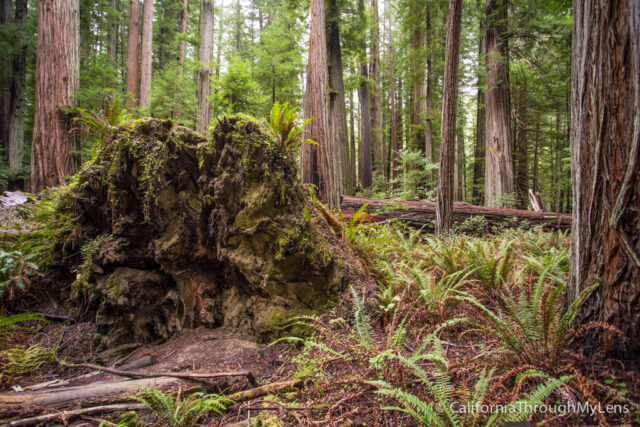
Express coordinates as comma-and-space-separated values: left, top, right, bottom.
569, 0, 640, 359
126, 0, 141, 107
326, 0, 350, 195
397, 76, 403, 154
30, 0, 80, 192
409, 23, 426, 154
483, 0, 513, 206
6, 0, 27, 172
0, 0, 13, 169
532, 121, 539, 193
177, 0, 187, 71
472, 1, 485, 205
369, 0, 383, 177
436, 0, 463, 234
425, 3, 433, 167
196, 0, 214, 134
215, 10, 223, 79
302, 0, 338, 207
108, 0, 117, 61
234, 0, 242, 54
173, 0, 188, 119
349, 89, 357, 189
514, 89, 529, 209
454, 111, 464, 202
387, 0, 397, 182
139, 0, 153, 109
358, 61, 373, 189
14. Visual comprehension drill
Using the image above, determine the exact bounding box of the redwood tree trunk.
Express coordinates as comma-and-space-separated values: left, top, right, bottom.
409, 23, 426, 154
139, 0, 153, 109
30, 0, 80, 192
425, 3, 433, 167
173, 0, 188, 119
472, 0, 485, 205
436, 0, 463, 234
484, 0, 514, 207
7, 0, 28, 171
126, 0, 141, 107
302, 0, 338, 207
196, 0, 214, 134
369, 0, 384, 177
358, 61, 373, 189
570, 0, 640, 358
326, 0, 349, 195
387, 0, 397, 182
0, 0, 13, 170
356, 0, 372, 189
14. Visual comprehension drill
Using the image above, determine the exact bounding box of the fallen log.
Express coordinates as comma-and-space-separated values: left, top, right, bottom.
7, 403, 146, 427
340, 196, 571, 232
227, 379, 302, 403
0, 376, 187, 409
67, 362, 259, 387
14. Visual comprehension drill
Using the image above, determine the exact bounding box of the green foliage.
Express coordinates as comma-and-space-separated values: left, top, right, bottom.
267, 101, 315, 156
213, 56, 265, 117
150, 61, 198, 128
0, 249, 39, 299
72, 96, 136, 139
457, 279, 600, 366
0, 312, 46, 340
0, 344, 57, 381
134, 388, 232, 427
372, 340, 572, 426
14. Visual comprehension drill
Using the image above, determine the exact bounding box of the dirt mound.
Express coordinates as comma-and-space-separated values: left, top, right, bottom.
48, 116, 346, 348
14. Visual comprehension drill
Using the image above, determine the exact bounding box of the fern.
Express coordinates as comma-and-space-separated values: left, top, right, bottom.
134, 387, 232, 427
267, 101, 316, 156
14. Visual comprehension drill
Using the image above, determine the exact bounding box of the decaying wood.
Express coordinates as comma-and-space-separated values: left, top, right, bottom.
24, 356, 159, 391
67, 362, 259, 387
227, 379, 302, 403
341, 196, 571, 231
7, 403, 146, 427
0, 377, 186, 409
528, 189, 546, 212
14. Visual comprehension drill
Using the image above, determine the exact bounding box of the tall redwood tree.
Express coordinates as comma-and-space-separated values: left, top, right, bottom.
30, 0, 80, 192
301, 0, 338, 208
570, 0, 640, 358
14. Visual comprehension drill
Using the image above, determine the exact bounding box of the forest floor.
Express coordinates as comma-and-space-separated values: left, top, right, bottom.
1, 203, 640, 426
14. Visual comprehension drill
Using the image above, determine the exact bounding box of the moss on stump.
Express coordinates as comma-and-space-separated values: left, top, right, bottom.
49, 116, 345, 347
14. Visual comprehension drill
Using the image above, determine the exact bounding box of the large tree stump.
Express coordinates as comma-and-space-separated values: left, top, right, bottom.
50, 116, 345, 347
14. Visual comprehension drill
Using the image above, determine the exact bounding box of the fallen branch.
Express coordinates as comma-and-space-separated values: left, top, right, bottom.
227, 379, 302, 403
7, 403, 146, 427
66, 362, 259, 387
0, 376, 186, 409
341, 196, 571, 231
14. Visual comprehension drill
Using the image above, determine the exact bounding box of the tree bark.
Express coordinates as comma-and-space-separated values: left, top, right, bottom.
472, 1, 485, 205
387, 0, 397, 182
139, 0, 153, 109
514, 82, 529, 209
302, 0, 338, 207
7, 0, 27, 172
349, 89, 357, 189
436, 0, 463, 235
108, 0, 117, 61
326, 0, 349, 195
409, 22, 426, 154
569, 0, 640, 359
483, 0, 514, 207
196, 0, 214, 134
425, 3, 433, 167
173, 0, 188, 119
358, 61, 373, 189
454, 114, 464, 202
126, 0, 141, 107
356, 0, 372, 189
30, 0, 80, 192
369, 0, 384, 177
0, 0, 13, 169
